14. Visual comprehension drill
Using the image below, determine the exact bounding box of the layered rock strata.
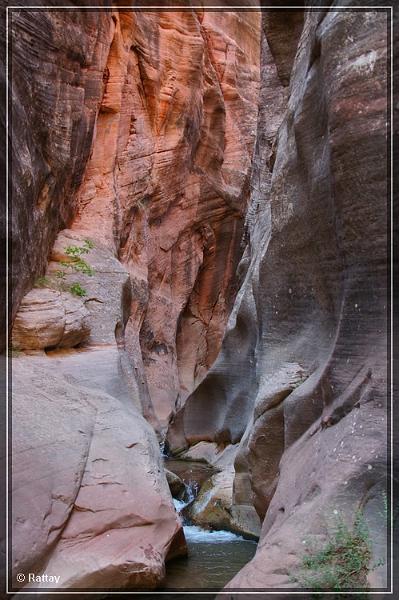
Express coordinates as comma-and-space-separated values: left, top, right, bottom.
71, 8, 260, 426
10, 5, 112, 319
12, 359, 184, 591
10, 5, 261, 428
169, 5, 389, 590
11, 233, 185, 591
9, 4, 261, 592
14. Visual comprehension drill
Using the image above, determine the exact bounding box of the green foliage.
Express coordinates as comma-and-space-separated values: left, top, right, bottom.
65, 239, 94, 257
62, 241, 95, 277
33, 240, 95, 299
83, 239, 95, 250
69, 282, 87, 297
292, 511, 371, 595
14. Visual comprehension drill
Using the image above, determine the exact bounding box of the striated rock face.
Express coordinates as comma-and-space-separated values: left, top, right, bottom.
11, 288, 90, 351
10, 2, 390, 593
11, 5, 260, 428
70, 8, 260, 426
170, 6, 389, 589
10, 5, 112, 319
11, 231, 186, 591
10, 6, 261, 591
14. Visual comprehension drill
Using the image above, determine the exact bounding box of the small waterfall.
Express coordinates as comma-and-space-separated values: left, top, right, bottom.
173, 480, 198, 523
159, 439, 169, 457
164, 460, 257, 591
173, 480, 245, 542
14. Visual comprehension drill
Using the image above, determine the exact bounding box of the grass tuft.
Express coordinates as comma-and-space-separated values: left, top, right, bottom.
292, 511, 371, 596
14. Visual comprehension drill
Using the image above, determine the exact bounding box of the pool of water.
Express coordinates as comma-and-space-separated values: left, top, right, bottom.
158, 465, 257, 594
162, 522, 257, 592
109, 458, 257, 598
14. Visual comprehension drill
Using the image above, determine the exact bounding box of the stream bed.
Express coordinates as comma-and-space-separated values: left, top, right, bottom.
161, 459, 257, 593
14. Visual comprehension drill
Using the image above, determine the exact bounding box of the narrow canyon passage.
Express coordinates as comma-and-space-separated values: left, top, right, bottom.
8, 2, 390, 595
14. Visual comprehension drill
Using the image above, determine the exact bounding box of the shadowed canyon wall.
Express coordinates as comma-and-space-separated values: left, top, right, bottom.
169, 5, 389, 589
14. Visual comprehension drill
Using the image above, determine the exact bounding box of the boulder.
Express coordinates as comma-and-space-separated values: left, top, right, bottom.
11, 358, 185, 591
165, 469, 186, 499
187, 470, 260, 540
12, 288, 89, 351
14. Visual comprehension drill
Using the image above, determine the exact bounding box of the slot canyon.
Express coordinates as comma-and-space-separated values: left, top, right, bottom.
7, 1, 391, 595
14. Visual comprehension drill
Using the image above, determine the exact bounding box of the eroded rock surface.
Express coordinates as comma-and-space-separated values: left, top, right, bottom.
9, 2, 390, 594
169, 6, 389, 590
11, 236, 185, 590
10, 6, 112, 318
12, 358, 184, 591
10, 6, 261, 429
12, 288, 90, 351
71, 8, 261, 426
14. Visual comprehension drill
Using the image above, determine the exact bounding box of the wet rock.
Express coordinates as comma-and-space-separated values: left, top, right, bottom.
165, 469, 186, 499
188, 470, 260, 540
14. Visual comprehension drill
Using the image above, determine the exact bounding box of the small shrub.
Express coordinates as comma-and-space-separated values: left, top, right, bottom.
65, 239, 94, 257
71, 258, 95, 276
83, 239, 95, 250
292, 511, 371, 595
32, 241, 94, 299
69, 283, 87, 297
62, 242, 95, 277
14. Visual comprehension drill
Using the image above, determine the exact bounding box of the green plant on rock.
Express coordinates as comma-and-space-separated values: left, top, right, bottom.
65, 239, 94, 256
59, 240, 94, 297
292, 511, 371, 597
69, 282, 87, 297
33, 240, 94, 299
54, 269, 66, 279
61, 241, 95, 277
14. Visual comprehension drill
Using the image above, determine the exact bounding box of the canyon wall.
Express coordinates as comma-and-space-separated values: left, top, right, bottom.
11, 4, 260, 427
169, 5, 389, 590
10, 4, 112, 320
9, 3, 260, 592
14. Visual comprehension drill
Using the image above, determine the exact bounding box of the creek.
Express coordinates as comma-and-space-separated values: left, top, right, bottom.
161, 459, 257, 595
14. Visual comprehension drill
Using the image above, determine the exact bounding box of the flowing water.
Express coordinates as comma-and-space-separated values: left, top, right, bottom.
108, 459, 257, 598
160, 462, 258, 595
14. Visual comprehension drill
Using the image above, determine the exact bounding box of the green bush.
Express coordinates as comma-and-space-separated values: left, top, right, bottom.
69, 282, 87, 297
62, 241, 95, 277
33, 240, 95, 298
292, 511, 371, 595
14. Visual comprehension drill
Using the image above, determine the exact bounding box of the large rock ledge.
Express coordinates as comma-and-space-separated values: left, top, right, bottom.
11, 358, 185, 591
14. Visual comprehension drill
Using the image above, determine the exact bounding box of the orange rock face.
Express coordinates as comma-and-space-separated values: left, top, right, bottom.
71, 9, 260, 427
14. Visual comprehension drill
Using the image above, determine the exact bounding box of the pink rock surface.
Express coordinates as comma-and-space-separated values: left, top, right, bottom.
70, 9, 261, 426
12, 358, 184, 591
